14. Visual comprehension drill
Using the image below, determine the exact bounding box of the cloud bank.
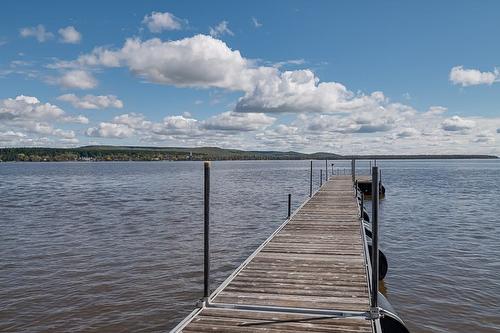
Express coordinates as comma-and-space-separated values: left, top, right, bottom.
5, 30, 499, 155
0, 95, 88, 146
57, 94, 123, 109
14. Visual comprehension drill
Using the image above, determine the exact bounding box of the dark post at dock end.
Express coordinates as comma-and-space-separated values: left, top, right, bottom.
309, 160, 313, 197
371, 166, 379, 309
287, 193, 291, 218
320, 169, 323, 187
351, 159, 356, 182
325, 159, 328, 181
203, 161, 211, 300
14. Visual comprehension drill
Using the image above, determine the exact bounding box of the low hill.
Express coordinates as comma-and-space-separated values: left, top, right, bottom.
0, 146, 496, 162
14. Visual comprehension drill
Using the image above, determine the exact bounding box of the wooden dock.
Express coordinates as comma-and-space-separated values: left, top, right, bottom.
171, 175, 380, 333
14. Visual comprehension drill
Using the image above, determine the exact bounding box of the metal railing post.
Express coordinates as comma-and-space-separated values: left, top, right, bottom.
325, 159, 328, 181
309, 160, 313, 197
371, 166, 379, 309
351, 159, 356, 182
287, 194, 291, 218
361, 192, 364, 219
203, 161, 211, 301
320, 169, 323, 187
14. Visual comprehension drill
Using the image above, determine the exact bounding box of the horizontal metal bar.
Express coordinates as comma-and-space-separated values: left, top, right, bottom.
208, 302, 369, 319
169, 307, 203, 332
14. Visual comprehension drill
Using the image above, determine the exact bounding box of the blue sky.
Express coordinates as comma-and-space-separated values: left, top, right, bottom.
1, 0, 499, 154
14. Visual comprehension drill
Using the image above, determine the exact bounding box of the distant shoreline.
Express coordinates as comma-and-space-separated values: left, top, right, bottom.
0, 146, 497, 162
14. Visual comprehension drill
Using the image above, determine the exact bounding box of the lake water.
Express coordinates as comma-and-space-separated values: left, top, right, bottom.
0, 160, 499, 332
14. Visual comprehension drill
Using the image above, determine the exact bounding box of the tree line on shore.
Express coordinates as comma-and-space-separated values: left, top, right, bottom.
0, 146, 496, 162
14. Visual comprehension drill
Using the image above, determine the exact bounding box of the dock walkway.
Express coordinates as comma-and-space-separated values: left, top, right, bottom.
172, 175, 377, 333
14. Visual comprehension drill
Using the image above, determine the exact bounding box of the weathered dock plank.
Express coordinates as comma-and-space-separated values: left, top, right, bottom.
172, 175, 375, 333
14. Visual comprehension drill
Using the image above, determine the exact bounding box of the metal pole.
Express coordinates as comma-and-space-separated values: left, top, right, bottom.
287, 193, 291, 218
351, 159, 356, 182
355, 180, 358, 198
371, 166, 379, 308
369, 161, 372, 171
309, 160, 313, 197
320, 169, 323, 187
325, 159, 328, 181
203, 161, 211, 300
361, 192, 364, 219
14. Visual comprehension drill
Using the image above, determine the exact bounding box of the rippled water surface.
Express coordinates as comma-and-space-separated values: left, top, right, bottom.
1, 160, 499, 332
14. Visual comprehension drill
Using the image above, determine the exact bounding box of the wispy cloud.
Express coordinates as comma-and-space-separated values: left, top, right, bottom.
20, 24, 54, 42
57, 94, 123, 109
209, 21, 234, 37
54, 70, 98, 89
273, 59, 306, 68
251, 17, 262, 28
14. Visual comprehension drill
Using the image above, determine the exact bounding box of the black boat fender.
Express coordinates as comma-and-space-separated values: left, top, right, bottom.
364, 221, 372, 238
378, 292, 410, 333
363, 209, 370, 222
356, 197, 370, 222
366, 236, 388, 280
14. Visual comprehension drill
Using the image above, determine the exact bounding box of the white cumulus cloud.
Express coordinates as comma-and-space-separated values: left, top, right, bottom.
202, 111, 275, 131
86, 122, 134, 138
57, 70, 97, 89
441, 116, 475, 132
0, 95, 87, 146
449, 66, 498, 87
396, 128, 420, 138
113, 113, 152, 130
58, 26, 82, 44
47, 33, 500, 155
142, 11, 183, 33
153, 115, 199, 136
74, 35, 255, 90
235, 69, 387, 114
1, 95, 64, 120
57, 94, 123, 109
69, 35, 391, 115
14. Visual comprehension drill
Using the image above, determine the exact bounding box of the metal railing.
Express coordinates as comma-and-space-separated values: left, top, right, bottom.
172, 161, 387, 332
